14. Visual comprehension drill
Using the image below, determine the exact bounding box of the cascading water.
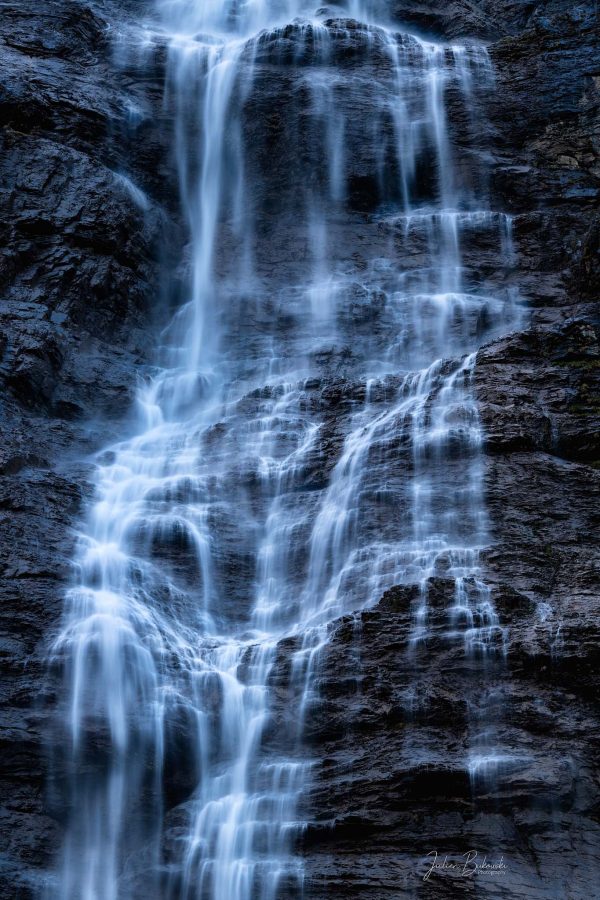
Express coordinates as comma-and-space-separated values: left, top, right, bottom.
48, 1, 523, 897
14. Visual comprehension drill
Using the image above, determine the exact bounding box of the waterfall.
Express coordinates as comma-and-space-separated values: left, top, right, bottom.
48, 1, 522, 898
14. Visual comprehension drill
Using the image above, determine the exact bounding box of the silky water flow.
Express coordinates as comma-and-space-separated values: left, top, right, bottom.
48, 1, 523, 898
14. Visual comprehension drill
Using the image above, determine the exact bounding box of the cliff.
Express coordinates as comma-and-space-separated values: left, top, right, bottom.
0, 1, 598, 897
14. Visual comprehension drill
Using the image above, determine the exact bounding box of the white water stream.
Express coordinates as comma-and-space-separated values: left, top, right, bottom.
50, 1, 522, 897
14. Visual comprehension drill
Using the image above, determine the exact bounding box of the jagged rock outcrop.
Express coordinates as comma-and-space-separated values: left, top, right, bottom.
0, 0, 598, 897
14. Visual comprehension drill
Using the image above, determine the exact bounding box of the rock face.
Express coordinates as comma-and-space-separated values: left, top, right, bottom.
0, 2, 176, 892
0, 1, 598, 898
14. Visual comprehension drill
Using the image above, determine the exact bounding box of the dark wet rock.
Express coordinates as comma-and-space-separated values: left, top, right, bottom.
390, 0, 600, 42
476, 322, 600, 462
